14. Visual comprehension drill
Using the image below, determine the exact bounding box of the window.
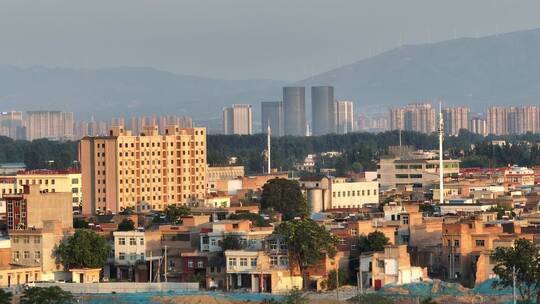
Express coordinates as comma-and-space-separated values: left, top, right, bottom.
279, 256, 288, 266
34, 251, 41, 259
279, 242, 287, 251
270, 256, 278, 266
377, 260, 384, 268
12, 237, 18, 244
188, 260, 194, 268
269, 240, 278, 251
24, 251, 30, 259
228, 258, 237, 267
118, 238, 126, 245
140, 238, 144, 245
129, 238, 136, 246
475, 240, 485, 247
240, 258, 248, 266
119, 252, 125, 260
23, 237, 30, 244
13, 251, 19, 260
454, 240, 460, 247
351, 228, 358, 236
197, 261, 204, 268
251, 258, 257, 267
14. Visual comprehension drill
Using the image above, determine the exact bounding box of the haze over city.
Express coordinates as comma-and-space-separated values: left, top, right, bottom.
2, 2, 540, 304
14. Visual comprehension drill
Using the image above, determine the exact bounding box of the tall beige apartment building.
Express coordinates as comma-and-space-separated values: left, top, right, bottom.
442, 107, 469, 136
80, 125, 207, 215
389, 103, 435, 134
25, 111, 74, 140
223, 104, 253, 135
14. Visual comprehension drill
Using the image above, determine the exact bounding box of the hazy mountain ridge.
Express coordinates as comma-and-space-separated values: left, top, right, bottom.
2, 28, 540, 120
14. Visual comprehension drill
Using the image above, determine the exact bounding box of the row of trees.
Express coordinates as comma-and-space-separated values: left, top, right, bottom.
0, 286, 76, 304
2, 129, 540, 172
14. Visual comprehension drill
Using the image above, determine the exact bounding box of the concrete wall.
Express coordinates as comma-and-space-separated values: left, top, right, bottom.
33, 282, 199, 294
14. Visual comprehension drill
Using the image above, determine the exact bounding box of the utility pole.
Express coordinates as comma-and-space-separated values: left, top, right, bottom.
512, 266, 516, 304
438, 101, 444, 205
335, 267, 339, 301
149, 251, 153, 283
164, 245, 168, 283
267, 124, 271, 175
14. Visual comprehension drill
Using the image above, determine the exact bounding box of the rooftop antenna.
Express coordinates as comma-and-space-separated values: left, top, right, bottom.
267, 123, 271, 175
438, 101, 444, 204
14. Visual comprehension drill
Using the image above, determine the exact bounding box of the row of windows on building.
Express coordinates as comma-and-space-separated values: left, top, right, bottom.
332, 189, 377, 198
11, 236, 40, 244
118, 252, 144, 261
117, 237, 144, 246
12, 250, 41, 260
227, 256, 290, 267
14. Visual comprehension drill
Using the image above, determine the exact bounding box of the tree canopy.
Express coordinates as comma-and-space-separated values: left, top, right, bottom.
20, 286, 75, 304
274, 218, 339, 288
118, 218, 136, 231
221, 235, 244, 251
492, 238, 540, 303
164, 205, 191, 224
357, 231, 390, 253
57, 229, 111, 269
260, 178, 307, 220
0, 289, 12, 304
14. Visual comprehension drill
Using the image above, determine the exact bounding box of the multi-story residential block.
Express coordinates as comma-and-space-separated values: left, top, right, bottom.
389, 103, 435, 134
4, 185, 73, 230
0, 237, 41, 287
80, 125, 207, 214
261, 101, 283, 136
224, 237, 302, 293
469, 117, 487, 136
9, 220, 72, 280
0, 111, 24, 140
329, 178, 379, 210
487, 106, 540, 135
502, 166, 535, 187
200, 220, 272, 253
25, 111, 74, 141
442, 107, 469, 136
112, 230, 161, 281
15, 169, 82, 209
223, 104, 253, 135
378, 152, 460, 191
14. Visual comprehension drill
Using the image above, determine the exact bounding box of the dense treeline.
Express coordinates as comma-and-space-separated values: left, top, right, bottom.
208, 130, 540, 174
0, 136, 78, 170
1, 129, 540, 173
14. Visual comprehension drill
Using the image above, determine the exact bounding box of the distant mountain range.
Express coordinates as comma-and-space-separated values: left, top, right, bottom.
2, 27, 540, 123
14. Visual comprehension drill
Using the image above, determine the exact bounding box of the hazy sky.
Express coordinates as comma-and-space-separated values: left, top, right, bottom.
2, 0, 540, 81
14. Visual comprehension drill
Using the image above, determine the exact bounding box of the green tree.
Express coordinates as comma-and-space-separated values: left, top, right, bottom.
164, 205, 191, 224
73, 218, 89, 229
228, 212, 271, 227
274, 218, 339, 289
118, 218, 135, 231
420, 298, 438, 304
492, 238, 540, 303
347, 294, 394, 304
21, 286, 75, 304
357, 231, 390, 253
57, 229, 111, 269
322, 269, 348, 290
487, 205, 516, 220
260, 179, 307, 220
221, 235, 244, 251
0, 289, 12, 304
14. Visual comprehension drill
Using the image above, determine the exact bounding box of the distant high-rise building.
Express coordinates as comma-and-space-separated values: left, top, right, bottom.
125, 115, 192, 135
25, 111, 74, 140
486, 106, 539, 135
311, 86, 335, 135
0, 111, 24, 140
80, 125, 207, 215
389, 103, 435, 134
442, 107, 470, 136
470, 117, 487, 136
283, 87, 306, 136
335, 100, 354, 134
223, 104, 253, 135
261, 101, 283, 136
